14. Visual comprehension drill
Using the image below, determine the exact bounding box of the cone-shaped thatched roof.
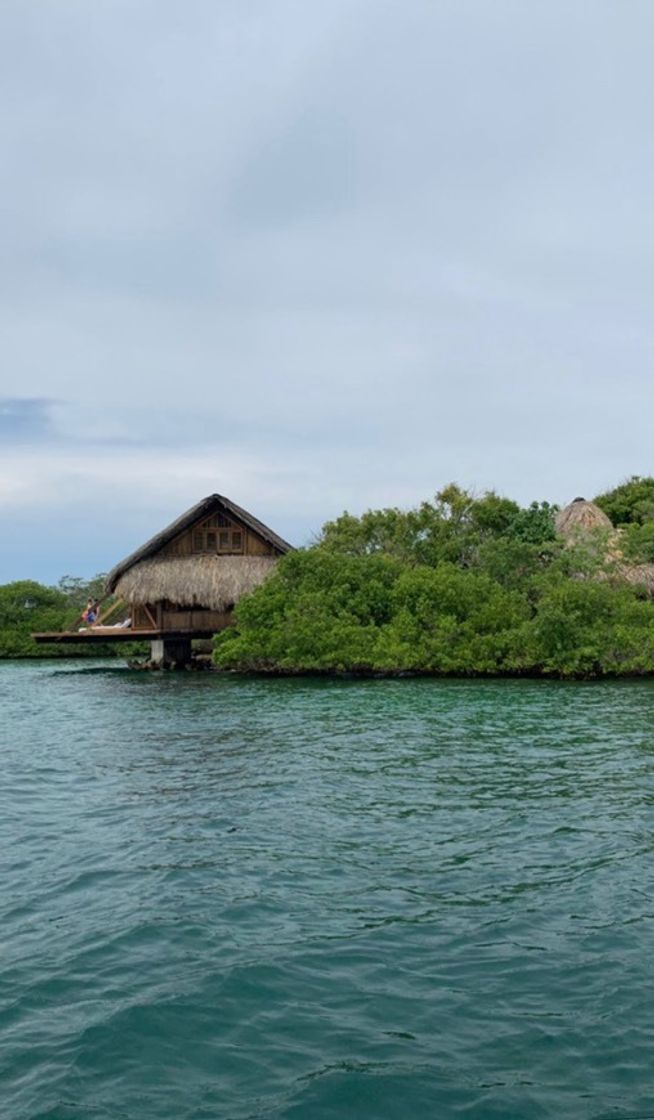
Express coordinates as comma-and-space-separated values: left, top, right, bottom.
113, 555, 278, 611
106, 494, 291, 595
555, 497, 654, 596
555, 497, 613, 538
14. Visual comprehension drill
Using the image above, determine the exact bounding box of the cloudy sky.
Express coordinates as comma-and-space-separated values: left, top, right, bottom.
2, 0, 653, 583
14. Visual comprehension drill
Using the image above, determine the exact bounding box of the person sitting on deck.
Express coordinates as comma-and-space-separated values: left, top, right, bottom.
82, 599, 99, 625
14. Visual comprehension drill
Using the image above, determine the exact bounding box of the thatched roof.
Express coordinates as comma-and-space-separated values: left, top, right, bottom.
113, 555, 279, 611
556, 497, 654, 595
618, 562, 654, 595
106, 494, 291, 594
555, 497, 613, 537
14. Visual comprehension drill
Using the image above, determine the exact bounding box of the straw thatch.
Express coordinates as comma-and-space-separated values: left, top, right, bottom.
556, 497, 654, 595
618, 562, 654, 595
113, 555, 279, 610
555, 497, 613, 538
106, 494, 291, 594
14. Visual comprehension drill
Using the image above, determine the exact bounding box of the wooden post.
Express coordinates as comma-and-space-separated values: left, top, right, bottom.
150, 638, 192, 669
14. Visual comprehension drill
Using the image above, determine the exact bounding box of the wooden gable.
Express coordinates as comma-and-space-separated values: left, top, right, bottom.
160, 508, 275, 559
105, 493, 291, 597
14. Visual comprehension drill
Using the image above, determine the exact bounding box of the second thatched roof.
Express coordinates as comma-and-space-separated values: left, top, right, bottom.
617, 561, 654, 595
113, 555, 278, 611
556, 495, 654, 595
555, 497, 613, 538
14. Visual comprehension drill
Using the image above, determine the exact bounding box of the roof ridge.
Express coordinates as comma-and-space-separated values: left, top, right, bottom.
105, 495, 292, 593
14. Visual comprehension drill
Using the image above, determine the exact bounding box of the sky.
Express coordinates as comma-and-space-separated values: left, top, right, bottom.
2, 0, 654, 582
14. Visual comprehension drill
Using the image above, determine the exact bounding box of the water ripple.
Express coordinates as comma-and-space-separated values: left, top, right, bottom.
1, 663, 654, 1118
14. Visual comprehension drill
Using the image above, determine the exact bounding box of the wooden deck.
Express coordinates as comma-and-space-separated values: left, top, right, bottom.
32, 628, 218, 645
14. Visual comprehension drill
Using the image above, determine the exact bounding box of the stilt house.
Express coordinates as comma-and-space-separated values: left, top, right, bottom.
33, 495, 291, 663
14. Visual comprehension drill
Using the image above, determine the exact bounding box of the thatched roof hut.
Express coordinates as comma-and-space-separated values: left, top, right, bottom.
555, 497, 613, 538
34, 495, 292, 663
106, 494, 291, 614
556, 495, 654, 596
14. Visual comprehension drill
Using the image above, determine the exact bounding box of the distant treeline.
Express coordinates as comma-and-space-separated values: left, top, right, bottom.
0, 576, 146, 659
213, 476, 654, 678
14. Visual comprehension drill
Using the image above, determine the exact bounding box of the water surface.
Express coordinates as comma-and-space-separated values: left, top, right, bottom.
2, 661, 654, 1119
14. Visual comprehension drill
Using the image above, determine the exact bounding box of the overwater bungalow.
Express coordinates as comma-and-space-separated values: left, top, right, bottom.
33, 495, 291, 665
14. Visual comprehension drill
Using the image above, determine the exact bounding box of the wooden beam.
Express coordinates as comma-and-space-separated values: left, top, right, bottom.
94, 597, 125, 627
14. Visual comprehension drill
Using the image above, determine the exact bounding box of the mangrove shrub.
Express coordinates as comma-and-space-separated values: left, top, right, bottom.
214, 487, 654, 677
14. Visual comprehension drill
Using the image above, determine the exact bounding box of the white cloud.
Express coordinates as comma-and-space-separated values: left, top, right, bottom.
1, 0, 654, 579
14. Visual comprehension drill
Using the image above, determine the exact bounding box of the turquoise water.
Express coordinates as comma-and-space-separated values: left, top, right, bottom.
2, 662, 654, 1120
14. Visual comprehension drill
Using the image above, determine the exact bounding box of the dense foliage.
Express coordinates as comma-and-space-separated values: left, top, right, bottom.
595, 476, 654, 527
214, 485, 654, 677
0, 576, 144, 658
594, 477, 654, 565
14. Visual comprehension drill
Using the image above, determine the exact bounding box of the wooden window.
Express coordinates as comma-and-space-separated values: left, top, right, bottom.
193, 519, 245, 553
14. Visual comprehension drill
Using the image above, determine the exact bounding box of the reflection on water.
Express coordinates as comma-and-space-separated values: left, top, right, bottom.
2, 661, 654, 1119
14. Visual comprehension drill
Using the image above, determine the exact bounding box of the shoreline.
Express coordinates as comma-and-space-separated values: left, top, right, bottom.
6, 655, 654, 681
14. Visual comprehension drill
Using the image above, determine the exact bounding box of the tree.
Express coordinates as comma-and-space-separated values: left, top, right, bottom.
214, 483, 654, 678
0, 581, 69, 656
595, 476, 654, 526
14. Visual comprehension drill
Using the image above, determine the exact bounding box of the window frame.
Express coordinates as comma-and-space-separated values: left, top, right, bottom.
191, 517, 246, 555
